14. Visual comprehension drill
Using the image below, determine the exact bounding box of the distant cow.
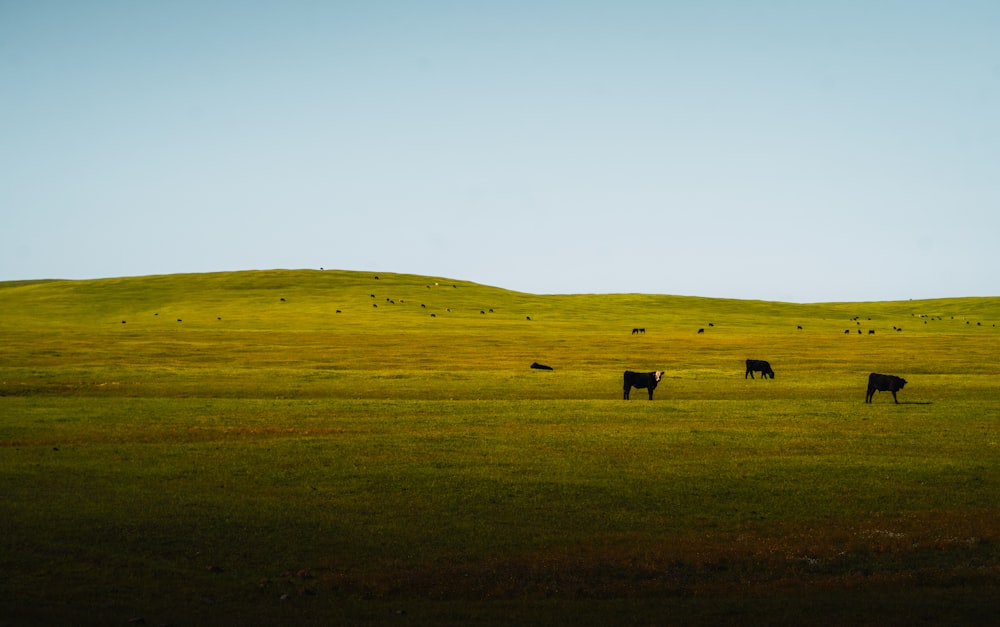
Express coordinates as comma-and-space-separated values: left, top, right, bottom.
631, 328, 645, 335
530, 362, 553, 370
745, 359, 775, 379
623, 370, 662, 400
866, 373, 907, 404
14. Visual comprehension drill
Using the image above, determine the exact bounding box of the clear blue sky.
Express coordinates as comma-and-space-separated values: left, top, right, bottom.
2, 1, 998, 302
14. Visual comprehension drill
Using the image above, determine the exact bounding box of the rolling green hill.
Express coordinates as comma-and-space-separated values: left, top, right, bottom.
1, 270, 998, 626
3, 269, 997, 399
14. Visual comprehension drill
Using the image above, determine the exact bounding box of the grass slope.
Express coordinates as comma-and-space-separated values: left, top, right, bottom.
1, 269, 998, 626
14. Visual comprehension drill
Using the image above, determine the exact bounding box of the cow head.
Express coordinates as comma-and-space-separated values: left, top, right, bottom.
655, 371, 663, 382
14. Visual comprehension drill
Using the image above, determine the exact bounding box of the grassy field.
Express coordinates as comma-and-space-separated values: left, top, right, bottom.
1, 269, 998, 626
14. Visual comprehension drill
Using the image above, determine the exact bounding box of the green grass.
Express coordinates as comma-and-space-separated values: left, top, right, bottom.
1, 269, 998, 626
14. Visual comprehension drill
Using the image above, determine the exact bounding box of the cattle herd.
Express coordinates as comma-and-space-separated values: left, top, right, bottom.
365, 275, 917, 404
619, 360, 908, 403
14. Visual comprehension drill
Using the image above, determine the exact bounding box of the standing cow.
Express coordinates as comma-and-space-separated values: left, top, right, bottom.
623, 370, 663, 400
745, 359, 775, 379
866, 373, 907, 404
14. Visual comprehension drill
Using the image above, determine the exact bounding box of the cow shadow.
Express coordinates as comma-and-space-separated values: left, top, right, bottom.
898, 401, 933, 405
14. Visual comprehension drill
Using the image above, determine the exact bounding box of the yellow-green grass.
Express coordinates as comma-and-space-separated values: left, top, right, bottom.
1, 270, 998, 626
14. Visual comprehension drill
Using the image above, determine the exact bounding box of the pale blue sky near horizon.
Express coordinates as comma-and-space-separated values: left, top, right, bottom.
2, 1, 998, 302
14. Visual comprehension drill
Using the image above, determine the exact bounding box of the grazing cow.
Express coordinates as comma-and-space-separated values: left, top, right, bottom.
697, 328, 704, 334
869, 329, 875, 334
623, 370, 663, 400
745, 359, 775, 380
632, 328, 639, 334
530, 362, 553, 370
866, 373, 907, 404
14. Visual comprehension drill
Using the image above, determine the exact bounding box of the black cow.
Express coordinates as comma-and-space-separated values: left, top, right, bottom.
530, 362, 553, 370
623, 370, 662, 400
866, 372, 907, 404
745, 359, 775, 379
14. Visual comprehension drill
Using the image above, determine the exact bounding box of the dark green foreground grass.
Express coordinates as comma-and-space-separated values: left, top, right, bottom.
1, 270, 998, 626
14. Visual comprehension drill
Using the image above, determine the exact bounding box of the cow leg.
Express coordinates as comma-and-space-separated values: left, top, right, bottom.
892, 390, 899, 404
624, 387, 630, 400
647, 388, 654, 400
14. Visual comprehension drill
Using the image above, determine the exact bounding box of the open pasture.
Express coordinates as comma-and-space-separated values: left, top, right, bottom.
1, 270, 998, 625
